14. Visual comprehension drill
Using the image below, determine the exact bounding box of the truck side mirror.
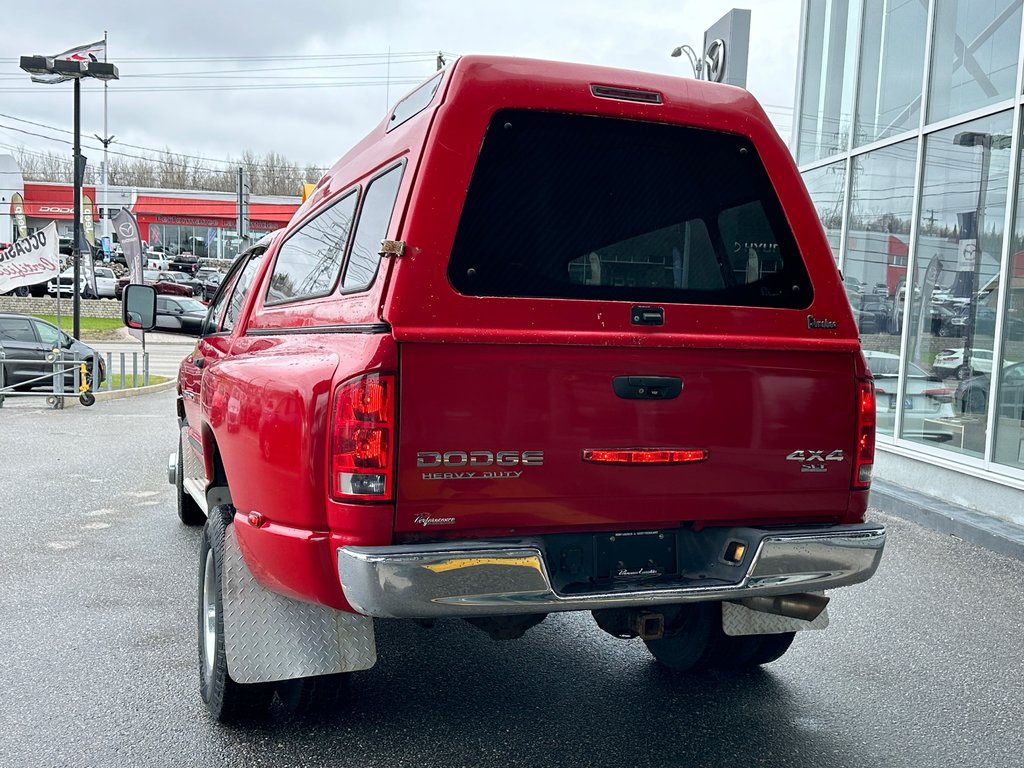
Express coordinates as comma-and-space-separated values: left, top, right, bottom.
123, 284, 158, 331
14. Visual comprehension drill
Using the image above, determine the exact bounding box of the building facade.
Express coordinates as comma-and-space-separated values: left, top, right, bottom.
795, 0, 1024, 521
2, 170, 299, 262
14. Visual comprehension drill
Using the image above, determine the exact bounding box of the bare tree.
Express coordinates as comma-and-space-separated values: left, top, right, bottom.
12, 144, 321, 197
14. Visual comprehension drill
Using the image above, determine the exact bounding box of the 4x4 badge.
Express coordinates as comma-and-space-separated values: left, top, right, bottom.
787, 449, 845, 473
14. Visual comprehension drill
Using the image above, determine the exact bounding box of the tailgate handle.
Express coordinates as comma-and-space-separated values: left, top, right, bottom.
613, 376, 682, 400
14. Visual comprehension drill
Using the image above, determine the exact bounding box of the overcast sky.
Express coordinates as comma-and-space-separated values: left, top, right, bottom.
0, 1, 801, 181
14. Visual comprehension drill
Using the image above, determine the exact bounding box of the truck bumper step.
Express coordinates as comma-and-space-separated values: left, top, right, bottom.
337, 524, 886, 619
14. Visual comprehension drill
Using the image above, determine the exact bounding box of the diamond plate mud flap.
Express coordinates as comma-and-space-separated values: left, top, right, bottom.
722, 597, 830, 636
222, 525, 377, 684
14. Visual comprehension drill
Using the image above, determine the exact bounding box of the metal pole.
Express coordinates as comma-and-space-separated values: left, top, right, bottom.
962, 139, 991, 371
102, 31, 109, 241
72, 76, 82, 340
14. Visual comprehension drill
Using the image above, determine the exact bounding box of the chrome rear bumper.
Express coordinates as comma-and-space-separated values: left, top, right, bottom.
337, 524, 886, 619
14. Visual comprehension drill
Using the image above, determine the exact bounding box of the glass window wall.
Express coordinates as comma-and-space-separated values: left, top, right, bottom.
927, 0, 1022, 124
903, 111, 1013, 455
855, 0, 929, 146
802, 161, 848, 265
844, 140, 920, 437
796, 0, 862, 164
993, 132, 1024, 471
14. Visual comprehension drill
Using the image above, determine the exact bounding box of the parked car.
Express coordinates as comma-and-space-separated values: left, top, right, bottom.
154, 295, 207, 334
170, 251, 201, 275
862, 350, 955, 442
852, 297, 895, 335
933, 347, 994, 380
194, 267, 225, 301
0, 313, 105, 393
115, 269, 196, 300
155, 270, 203, 297
47, 266, 118, 299
129, 57, 887, 723
955, 361, 1024, 419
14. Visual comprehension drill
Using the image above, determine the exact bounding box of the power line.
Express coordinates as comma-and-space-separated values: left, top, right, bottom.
0, 115, 331, 172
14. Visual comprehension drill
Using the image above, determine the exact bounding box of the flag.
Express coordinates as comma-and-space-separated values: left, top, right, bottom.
112, 207, 143, 285
80, 230, 99, 298
0, 222, 59, 293
30, 40, 106, 84
82, 194, 96, 246
11, 192, 29, 241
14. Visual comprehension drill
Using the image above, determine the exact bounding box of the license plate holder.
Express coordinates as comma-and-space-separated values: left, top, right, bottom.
594, 530, 677, 583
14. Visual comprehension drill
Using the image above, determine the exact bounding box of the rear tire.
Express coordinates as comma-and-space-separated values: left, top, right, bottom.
177, 436, 206, 526
955, 364, 972, 381
275, 673, 350, 716
962, 389, 987, 415
745, 632, 796, 666
199, 505, 275, 722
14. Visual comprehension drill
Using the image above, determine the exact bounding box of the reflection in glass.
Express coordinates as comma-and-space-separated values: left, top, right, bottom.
927, 0, 1022, 124
801, 161, 847, 265
993, 135, 1024, 470
854, 0, 928, 146
843, 140, 919, 436
796, 0, 861, 164
905, 111, 1012, 456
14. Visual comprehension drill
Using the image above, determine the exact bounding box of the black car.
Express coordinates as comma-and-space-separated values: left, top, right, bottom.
195, 268, 225, 301
155, 296, 207, 334
0, 313, 105, 392
955, 361, 1024, 418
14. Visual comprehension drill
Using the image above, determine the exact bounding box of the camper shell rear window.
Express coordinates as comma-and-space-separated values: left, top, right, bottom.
447, 110, 812, 309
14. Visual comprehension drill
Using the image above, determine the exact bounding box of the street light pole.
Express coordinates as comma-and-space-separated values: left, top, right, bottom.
72, 76, 82, 340
19, 47, 118, 340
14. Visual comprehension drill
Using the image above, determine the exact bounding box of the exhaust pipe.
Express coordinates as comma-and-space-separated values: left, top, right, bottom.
739, 593, 829, 622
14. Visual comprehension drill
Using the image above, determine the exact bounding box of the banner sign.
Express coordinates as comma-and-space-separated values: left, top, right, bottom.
82, 193, 96, 246
112, 207, 143, 285
81, 233, 98, 297
0, 222, 59, 293
11, 192, 28, 241
30, 40, 107, 84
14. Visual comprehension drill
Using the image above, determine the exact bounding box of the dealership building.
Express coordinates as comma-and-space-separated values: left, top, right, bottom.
795, 0, 1024, 524
0, 162, 299, 262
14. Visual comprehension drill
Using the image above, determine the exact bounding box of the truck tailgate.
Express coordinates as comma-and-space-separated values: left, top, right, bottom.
395, 342, 858, 534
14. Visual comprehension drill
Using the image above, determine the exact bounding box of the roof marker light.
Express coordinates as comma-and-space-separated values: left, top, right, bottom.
590, 84, 663, 104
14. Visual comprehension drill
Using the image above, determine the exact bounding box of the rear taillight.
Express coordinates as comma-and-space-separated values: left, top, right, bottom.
330, 373, 395, 501
853, 379, 875, 490
923, 387, 952, 402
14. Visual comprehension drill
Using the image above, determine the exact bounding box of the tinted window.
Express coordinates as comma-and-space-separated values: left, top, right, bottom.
0, 317, 35, 343
266, 191, 358, 305
448, 111, 811, 309
342, 164, 404, 291
387, 72, 443, 132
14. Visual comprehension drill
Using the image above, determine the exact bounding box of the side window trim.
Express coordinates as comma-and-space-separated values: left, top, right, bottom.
201, 250, 261, 337
263, 186, 361, 307
339, 159, 407, 295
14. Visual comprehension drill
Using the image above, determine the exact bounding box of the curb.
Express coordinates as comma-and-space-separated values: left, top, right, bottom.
870, 478, 1024, 562
60, 379, 177, 408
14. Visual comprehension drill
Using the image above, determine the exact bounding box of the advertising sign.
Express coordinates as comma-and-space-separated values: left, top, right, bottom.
0, 221, 59, 293
11, 192, 29, 241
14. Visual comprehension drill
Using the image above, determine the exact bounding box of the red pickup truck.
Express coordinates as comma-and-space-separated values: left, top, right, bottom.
142, 56, 886, 722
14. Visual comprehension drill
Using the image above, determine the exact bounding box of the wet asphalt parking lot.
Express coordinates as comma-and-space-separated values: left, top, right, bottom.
1, 389, 1022, 767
